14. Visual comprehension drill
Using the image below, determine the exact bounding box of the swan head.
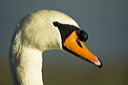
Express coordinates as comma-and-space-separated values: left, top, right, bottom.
15, 10, 102, 67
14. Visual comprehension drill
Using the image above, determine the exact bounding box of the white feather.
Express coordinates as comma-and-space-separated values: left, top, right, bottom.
9, 9, 79, 85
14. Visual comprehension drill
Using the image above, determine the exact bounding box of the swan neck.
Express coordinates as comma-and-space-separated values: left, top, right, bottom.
9, 46, 44, 85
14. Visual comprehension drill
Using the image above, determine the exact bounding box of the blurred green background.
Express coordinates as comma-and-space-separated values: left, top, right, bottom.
0, 0, 128, 85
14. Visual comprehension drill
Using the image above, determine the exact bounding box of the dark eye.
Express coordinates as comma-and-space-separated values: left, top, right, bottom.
53, 21, 61, 27
78, 30, 88, 42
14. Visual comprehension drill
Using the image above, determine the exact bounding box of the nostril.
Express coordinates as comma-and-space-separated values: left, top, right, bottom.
78, 30, 88, 42
75, 38, 82, 48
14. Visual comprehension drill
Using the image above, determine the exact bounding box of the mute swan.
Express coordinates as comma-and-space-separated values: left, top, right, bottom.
9, 10, 102, 85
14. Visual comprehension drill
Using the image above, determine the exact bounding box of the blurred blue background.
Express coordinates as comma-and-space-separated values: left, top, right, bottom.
0, 0, 128, 85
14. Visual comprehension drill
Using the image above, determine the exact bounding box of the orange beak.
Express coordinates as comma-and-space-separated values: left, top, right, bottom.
64, 31, 102, 68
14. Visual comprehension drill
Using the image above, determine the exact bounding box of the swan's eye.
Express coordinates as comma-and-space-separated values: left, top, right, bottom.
78, 30, 88, 42
53, 21, 61, 27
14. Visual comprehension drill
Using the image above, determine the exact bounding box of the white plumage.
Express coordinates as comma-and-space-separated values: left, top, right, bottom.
9, 9, 102, 85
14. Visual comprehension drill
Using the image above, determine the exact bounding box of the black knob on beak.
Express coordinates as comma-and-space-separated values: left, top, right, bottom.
78, 30, 88, 42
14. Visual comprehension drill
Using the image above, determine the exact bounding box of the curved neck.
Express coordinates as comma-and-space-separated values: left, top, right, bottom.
9, 47, 44, 85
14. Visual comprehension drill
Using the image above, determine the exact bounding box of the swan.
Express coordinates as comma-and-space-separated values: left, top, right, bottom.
9, 9, 102, 85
